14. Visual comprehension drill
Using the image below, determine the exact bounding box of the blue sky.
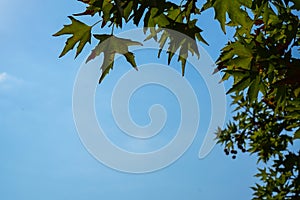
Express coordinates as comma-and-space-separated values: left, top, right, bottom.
0, 1, 259, 199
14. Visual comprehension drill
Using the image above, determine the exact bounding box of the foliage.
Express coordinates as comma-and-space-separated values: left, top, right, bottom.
54, 0, 300, 199
53, 16, 92, 58
86, 34, 142, 83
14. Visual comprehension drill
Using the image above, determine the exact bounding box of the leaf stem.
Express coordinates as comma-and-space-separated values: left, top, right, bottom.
111, 24, 115, 35
92, 20, 102, 27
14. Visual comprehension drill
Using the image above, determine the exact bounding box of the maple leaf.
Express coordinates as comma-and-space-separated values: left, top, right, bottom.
86, 34, 142, 83
53, 16, 92, 58
159, 20, 207, 76
202, 0, 252, 33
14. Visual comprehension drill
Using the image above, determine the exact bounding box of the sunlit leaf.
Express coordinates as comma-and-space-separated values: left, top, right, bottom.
53, 16, 92, 58
202, 0, 252, 33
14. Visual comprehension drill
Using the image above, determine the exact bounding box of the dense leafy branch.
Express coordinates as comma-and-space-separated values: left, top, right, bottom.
54, 0, 300, 199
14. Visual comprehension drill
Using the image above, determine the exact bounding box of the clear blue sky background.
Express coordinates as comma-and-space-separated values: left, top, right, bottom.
0, 0, 260, 199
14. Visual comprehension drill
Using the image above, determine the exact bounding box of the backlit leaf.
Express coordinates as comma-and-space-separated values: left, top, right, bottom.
53, 16, 92, 58
202, 0, 252, 33
86, 34, 142, 83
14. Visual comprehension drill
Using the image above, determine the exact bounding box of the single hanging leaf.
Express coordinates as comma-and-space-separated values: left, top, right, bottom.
86, 34, 142, 83
53, 16, 92, 58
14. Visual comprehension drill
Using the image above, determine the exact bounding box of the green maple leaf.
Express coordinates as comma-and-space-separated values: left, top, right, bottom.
86, 34, 142, 83
146, 20, 207, 76
53, 16, 92, 58
202, 0, 252, 33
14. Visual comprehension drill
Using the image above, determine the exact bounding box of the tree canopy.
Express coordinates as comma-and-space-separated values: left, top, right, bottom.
54, 0, 300, 199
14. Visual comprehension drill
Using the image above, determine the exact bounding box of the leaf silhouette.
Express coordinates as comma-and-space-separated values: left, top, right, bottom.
86, 34, 142, 83
53, 16, 92, 58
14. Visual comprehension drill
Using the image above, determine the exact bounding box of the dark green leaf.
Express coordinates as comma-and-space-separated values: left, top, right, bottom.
247, 75, 261, 103
86, 34, 142, 83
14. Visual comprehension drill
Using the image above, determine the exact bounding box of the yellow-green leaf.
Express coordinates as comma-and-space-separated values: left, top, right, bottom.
53, 16, 92, 58
202, 0, 252, 33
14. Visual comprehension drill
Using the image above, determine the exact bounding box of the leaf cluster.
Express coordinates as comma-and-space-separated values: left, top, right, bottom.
213, 0, 300, 198
54, 0, 300, 199
53, 0, 208, 81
